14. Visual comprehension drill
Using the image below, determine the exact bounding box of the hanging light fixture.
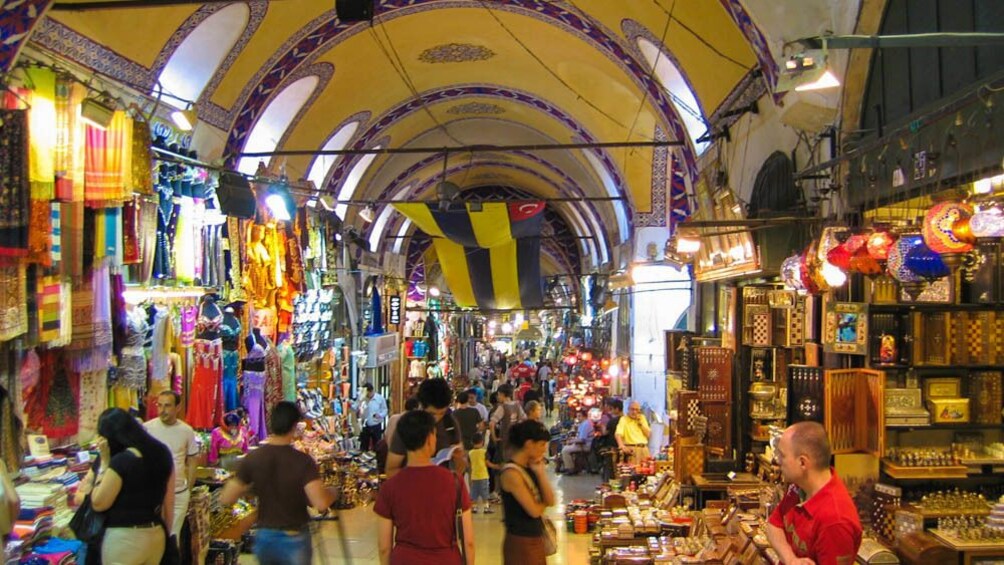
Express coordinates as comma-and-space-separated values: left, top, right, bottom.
905, 239, 951, 281
826, 244, 852, 271
263, 184, 295, 221
170, 104, 198, 131
923, 201, 974, 269
781, 254, 805, 291
359, 204, 376, 223
969, 201, 1004, 240
820, 261, 848, 287
866, 229, 897, 261
80, 93, 116, 130
888, 233, 927, 298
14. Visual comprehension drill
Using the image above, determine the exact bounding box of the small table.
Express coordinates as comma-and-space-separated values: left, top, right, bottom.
929, 529, 1004, 565
691, 473, 763, 507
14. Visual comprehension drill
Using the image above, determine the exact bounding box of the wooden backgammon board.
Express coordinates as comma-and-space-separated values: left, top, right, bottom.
788, 365, 825, 424
824, 369, 884, 457
696, 346, 733, 404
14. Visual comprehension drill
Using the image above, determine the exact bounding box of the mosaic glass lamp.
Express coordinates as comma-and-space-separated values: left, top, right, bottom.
888, 233, 926, 298
969, 202, 1004, 239
866, 230, 897, 261
820, 261, 847, 288
923, 201, 974, 268
825, 243, 852, 271
781, 254, 805, 291
905, 239, 951, 281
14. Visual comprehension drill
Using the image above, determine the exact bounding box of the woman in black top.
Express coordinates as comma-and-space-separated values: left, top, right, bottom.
499, 420, 556, 564
91, 408, 174, 565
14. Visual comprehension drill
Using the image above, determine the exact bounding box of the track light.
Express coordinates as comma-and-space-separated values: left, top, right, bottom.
171, 105, 198, 131
80, 94, 115, 130
359, 204, 376, 223
776, 48, 840, 93
264, 185, 295, 221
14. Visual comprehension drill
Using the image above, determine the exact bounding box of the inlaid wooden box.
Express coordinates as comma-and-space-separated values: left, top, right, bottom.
696, 347, 733, 404
824, 369, 884, 457
910, 312, 952, 366
951, 311, 996, 366
972, 371, 1003, 424
674, 440, 705, 484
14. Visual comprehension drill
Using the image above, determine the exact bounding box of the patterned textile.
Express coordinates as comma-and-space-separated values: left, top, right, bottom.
264, 339, 283, 426
23, 68, 56, 199
130, 120, 153, 194
26, 349, 80, 440
118, 306, 149, 392
28, 199, 51, 266
37, 275, 62, 344
0, 109, 29, 260
60, 200, 84, 282
49, 203, 61, 266
122, 196, 140, 264
77, 369, 107, 443
0, 384, 24, 473
54, 75, 82, 202
84, 111, 132, 207
127, 194, 158, 284
0, 265, 27, 341
66, 264, 112, 371
180, 306, 197, 347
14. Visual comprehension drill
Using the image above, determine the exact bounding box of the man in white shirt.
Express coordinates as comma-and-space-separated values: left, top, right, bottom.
467, 389, 489, 423
144, 391, 200, 540
356, 383, 388, 452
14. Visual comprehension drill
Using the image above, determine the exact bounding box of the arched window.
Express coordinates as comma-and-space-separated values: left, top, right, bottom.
637, 37, 709, 155
563, 204, 599, 267
306, 120, 360, 189
156, 3, 250, 108
368, 184, 412, 252
392, 219, 412, 254
237, 76, 320, 175
334, 147, 381, 220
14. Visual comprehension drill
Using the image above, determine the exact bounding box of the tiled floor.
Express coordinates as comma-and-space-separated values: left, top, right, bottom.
238, 466, 601, 564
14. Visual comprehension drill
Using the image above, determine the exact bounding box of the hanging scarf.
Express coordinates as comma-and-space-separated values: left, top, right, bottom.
50, 203, 61, 267
60, 200, 84, 282
0, 265, 27, 342
24, 68, 56, 200
0, 109, 29, 260
122, 196, 140, 264
54, 77, 85, 202
66, 263, 112, 371
130, 119, 153, 194
84, 111, 131, 207
25, 349, 80, 440
37, 274, 63, 344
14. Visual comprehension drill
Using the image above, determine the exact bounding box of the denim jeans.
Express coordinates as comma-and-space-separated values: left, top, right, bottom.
254, 528, 312, 565
470, 479, 490, 504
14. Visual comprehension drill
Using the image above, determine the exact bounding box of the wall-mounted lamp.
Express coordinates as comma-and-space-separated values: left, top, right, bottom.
81, 94, 116, 129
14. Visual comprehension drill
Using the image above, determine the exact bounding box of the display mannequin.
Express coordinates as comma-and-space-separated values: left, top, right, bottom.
242, 328, 268, 440
220, 305, 242, 412
277, 333, 296, 402
188, 296, 224, 429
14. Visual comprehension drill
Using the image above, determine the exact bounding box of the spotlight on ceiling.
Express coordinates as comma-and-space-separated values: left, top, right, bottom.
359, 204, 376, 223
428, 286, 441, 297
264, 185, 295, 221
171, 105, 198, 132
776, 48, 840, 93
80, 94, 116, 130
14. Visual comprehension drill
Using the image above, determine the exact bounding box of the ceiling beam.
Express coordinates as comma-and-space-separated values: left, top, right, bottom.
240, 139, 683, 159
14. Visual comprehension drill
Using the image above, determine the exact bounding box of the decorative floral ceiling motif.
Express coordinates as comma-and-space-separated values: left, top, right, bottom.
418, 43, 496, 64
446, 102, 505, 115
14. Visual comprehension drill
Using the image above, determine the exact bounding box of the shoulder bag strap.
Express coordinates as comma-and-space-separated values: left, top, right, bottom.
453, 472, 467, 565
502, 463, 542, 503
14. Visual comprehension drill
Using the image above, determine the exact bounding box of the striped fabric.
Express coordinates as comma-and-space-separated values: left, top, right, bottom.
37, 275, 62, 344
394, 202, 546, 310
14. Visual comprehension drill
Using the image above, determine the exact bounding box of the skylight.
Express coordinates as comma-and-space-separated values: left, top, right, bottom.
637, 37, 709, 154
306, 120, 360, 189
334, 147, 381, 220
237, 76, 320, 175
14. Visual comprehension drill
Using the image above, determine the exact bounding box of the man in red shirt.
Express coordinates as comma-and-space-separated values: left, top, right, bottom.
766, 421, 862, 565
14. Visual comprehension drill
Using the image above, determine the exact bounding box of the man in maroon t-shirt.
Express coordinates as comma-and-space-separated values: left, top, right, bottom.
767, 421, 862, 565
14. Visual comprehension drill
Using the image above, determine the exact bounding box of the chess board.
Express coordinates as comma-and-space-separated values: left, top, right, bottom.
788, 365, 825, 423
677, 390, 700, 438
873, 483, 902, 543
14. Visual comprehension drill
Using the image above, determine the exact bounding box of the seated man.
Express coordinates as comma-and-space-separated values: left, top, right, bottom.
766, 421, 862, 565
560, 411, 593, 474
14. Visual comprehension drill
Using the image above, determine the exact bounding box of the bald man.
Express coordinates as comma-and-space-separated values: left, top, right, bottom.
615, 401, 651, 464
766, 422, 862, 565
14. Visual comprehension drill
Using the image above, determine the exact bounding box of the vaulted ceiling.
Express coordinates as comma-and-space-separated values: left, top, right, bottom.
24, 0, 816, 275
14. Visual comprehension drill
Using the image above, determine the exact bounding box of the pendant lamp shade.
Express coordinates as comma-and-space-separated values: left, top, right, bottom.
970, 202, 1004, 239
866, 230, 897, 260
826, 244, 852, 271
781, 254, 805, 290
887, 234, 924, 284
905, 240, 951, 281
923, 201, 974, 255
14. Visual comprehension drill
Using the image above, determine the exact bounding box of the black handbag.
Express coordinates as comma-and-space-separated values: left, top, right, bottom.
69, 495, 106, 544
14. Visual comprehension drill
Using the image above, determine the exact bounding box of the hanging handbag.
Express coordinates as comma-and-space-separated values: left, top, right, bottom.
453, 473, 467, 565
68, 495, 106, 544
503, 463, 558, 556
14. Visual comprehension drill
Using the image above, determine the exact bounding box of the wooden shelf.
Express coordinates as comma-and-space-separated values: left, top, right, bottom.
873, 365, 1004, 371
870, 303, 1004, 313
887, 423, 1004, 431
882, 459, 969, 479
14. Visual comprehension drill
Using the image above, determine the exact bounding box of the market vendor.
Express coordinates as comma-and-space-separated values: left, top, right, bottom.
209, 413, 249, 471
615, 401, 650, 464
766, 422, 862, 565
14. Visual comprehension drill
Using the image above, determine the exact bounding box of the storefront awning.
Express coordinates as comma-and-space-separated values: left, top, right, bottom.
394, 202, 546, 310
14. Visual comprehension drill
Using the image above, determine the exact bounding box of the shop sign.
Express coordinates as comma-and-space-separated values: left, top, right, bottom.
389, 294, 402, 325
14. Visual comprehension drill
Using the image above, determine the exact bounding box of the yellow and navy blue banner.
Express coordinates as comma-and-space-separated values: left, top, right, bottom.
394, 202, 545, 310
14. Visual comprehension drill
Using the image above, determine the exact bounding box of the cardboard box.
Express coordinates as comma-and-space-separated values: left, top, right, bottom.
926, 398, 970, 423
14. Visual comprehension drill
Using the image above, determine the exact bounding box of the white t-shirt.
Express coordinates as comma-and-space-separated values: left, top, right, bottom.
144, 418, 200, 492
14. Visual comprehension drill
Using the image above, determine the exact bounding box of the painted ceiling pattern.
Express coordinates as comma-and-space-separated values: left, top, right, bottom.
6, 0, 788, 273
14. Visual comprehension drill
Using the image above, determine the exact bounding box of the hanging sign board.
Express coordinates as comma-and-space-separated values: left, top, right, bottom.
389, 295, 402, 326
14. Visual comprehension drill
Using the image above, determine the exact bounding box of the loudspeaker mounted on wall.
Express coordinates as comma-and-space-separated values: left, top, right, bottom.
335, 0, 374, 21
217, 172, 257, 219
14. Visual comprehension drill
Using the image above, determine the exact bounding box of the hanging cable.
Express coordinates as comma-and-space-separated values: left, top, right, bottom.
649, 0, 751, 71
623, 0, 674, 160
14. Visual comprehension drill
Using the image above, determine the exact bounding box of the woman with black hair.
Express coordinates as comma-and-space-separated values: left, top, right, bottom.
91, 408, 174, 565
500, 420, 556, 564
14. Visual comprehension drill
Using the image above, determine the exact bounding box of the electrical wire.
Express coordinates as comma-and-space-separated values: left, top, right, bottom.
475, 0, 640, 136
368, 21, 465, 147
650, 0, 751, 72
623, 0, 674, 161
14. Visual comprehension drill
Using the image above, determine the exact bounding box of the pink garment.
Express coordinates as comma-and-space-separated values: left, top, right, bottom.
208, 427, 248, 465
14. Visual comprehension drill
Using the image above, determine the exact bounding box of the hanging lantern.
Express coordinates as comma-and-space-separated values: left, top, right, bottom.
826, 244, 852, 271
866, 230, 897, 261
816, 227, 846, 263
970, 202, 1004, 239
844, 234, 869, 254
888, 233, 926, 298
848, 248, 883, 276
820, 261, 848, 287
781, 254, 805, 290
800, 241, 825, 294
905, 240, 951, 281
923, 201, 974, 268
